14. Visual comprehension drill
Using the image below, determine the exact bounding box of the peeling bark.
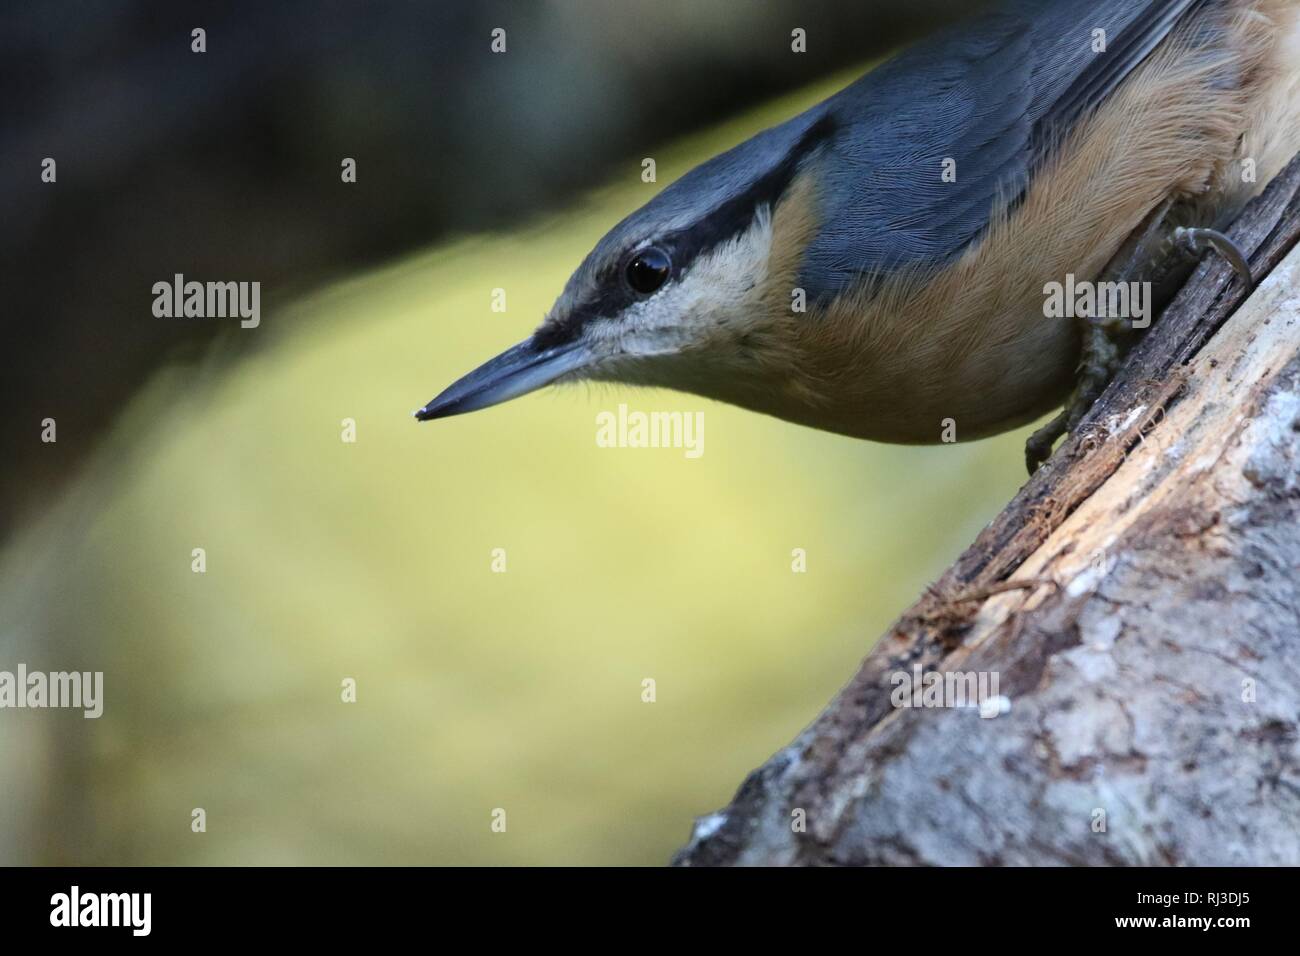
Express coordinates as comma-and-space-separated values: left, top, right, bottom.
673, 155, 1300, 867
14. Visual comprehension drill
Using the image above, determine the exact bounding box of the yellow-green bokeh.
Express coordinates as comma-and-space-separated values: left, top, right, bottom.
0, 67, 1034, 865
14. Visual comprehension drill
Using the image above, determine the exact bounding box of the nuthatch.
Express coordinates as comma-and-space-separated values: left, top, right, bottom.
418, 0, 1300, 471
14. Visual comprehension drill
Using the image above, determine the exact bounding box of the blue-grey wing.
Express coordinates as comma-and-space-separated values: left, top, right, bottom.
797, 0, 1204, 303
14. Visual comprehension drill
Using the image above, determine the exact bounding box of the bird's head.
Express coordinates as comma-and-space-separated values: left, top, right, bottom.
414, 112, 834, 424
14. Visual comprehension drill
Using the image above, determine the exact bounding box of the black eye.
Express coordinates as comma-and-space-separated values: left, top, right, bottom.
625, 247, 672, 295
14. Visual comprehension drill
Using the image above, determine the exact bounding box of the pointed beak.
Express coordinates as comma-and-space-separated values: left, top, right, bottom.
414, 337, 591, 422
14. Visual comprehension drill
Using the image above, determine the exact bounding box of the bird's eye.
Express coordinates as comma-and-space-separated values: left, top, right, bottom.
625, 247, 672, 295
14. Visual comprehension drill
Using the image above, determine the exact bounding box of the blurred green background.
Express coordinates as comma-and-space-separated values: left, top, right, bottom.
0, 67, 1033, 865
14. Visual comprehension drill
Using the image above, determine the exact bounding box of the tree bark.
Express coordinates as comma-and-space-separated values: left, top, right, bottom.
673, 156, 1300, 867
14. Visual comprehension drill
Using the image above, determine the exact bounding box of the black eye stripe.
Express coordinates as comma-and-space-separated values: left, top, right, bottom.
531, 112, 837, 351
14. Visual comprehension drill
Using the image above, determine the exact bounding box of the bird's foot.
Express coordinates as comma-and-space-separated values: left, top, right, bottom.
1171, 226, 1254, 292
1022, 204, 1255, 475
1024, 410, 1067, 475
1024, 317, 1123, 474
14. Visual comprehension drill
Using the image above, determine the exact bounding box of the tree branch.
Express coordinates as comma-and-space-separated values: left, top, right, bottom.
673, 154, 1300, 866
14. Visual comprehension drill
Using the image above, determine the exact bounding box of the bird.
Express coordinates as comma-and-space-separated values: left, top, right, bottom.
417, 0, 1300, 472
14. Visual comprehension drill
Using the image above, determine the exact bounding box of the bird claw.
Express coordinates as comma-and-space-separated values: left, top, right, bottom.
1172, 226, 1254, 292
1024, 319, 1122, 474
1025, 410, 1068, 474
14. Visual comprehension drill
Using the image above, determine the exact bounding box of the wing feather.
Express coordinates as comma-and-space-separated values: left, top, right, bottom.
799, 0, 1210, 301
